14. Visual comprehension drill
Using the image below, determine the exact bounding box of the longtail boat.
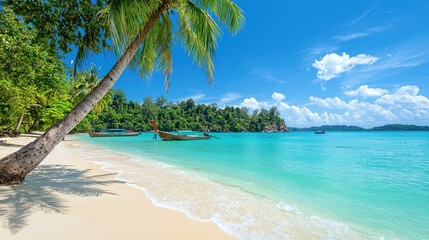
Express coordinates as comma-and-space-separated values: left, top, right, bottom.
88, 129, 140, 137
151, 120, 210, 141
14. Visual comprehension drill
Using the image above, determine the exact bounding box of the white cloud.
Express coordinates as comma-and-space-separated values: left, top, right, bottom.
344, 85, 389, 98
334, 26, 389, 42
309, 96, 348, 109
254, 70, 287, 84
334, 32, 370, 42
310, 96, 396, 120
179, 94, 205, 102
279, 102, 290, 110
370, 42, 429, 72
238, 87, 429, 127
220, 92, 241, 104
312, 52, 378, 80
240, 97, 268, 110
272, 92, 285, 102
375, 85, 429, 110
347, 7, 376, 26
394, 85, 419, 96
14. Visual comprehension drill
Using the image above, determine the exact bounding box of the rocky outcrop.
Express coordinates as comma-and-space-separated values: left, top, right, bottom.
262, 123, 288, 132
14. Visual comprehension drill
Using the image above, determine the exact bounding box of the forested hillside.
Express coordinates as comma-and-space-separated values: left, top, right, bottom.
371, 124, 429, 131
78, 91, 287, 133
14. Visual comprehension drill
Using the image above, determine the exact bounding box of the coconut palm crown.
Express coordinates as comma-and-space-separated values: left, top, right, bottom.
71, 64, 113, 114
103, 0, 244, 89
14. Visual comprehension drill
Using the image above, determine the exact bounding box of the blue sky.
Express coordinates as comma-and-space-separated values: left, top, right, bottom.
74, 0, 429, 127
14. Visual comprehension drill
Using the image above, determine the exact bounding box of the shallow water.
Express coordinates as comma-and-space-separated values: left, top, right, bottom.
74, 131, 429, 239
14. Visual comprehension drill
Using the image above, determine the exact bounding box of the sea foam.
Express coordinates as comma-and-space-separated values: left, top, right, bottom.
74, 141, 379, 240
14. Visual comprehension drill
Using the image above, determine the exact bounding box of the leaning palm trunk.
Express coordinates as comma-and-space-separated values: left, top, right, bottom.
0, 2, 170, 185
13, 113, 24, 135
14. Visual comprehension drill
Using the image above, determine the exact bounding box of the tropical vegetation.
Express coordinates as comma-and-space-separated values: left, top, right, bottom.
81, 92, 286, 133
371, 124, 429, 131
0, 7, 69, 135
0, 0, 245, 185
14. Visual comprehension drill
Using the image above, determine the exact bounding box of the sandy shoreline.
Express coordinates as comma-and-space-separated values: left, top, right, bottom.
0, 134, 235, 240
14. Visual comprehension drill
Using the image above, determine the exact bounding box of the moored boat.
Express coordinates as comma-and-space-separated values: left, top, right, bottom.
88, 129, 139, 137
151, 120, 210, 141
314, 130, 325, 134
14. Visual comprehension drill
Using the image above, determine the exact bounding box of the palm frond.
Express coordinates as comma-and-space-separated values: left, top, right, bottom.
176, 1, 222, 81
193, 0, 245, 34
106, 0, 162, 56
103, 0, 244, 89
73, 45, 89, 77
73, 3, 111, 76
70, 64, 112, 114
130, 24, 158, 79
155, 13, 173, 91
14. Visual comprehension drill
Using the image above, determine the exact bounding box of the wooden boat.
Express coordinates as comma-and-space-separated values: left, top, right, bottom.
151, 120, 210, 141
314, 130, 325, 134
88, 129, 139, 137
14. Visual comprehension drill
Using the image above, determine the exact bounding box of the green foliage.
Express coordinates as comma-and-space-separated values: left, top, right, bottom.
0, 7, 68, 133
371, 124, 429, 131
70, 64, 113, 114
4, 0, 110, 72
40, 101, 73, 129
84, 94, 286, 132
104, 0, 244, 90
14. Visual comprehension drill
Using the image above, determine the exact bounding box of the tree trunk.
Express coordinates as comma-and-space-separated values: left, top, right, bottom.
13, 113, 25, 136
0, 1, 171, 185
27, 119, 38, 133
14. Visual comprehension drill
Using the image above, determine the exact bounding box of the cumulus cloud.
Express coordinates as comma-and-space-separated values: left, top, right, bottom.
272, 92, 285, 102
309, 96, 348, 109
375, 85, 429, 109
394, 85, 419, 96
312, 52, 378, 80
344, 85, 389, 98
310, 85, 429, 123
238, 87, 429, 127
240, 97, 268, 110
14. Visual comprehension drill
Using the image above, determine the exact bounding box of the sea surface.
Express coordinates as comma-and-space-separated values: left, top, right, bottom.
74, 131, 429, 240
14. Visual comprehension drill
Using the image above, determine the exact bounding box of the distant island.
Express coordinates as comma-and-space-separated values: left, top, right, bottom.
289, 124, 429, 132
76, 91, 287, 133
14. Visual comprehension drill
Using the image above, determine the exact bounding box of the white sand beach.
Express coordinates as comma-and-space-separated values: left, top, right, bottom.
0, 134, 235, 240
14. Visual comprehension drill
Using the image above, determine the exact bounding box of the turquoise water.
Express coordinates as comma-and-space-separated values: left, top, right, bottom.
77, 132, 429, 239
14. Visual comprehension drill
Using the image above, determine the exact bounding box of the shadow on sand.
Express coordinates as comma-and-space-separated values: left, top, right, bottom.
0, 164, 119, 234
0, 142, 26, 148
21, 133, 43, 138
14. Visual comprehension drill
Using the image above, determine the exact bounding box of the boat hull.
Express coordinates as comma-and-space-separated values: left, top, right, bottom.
157, 130, 210, 141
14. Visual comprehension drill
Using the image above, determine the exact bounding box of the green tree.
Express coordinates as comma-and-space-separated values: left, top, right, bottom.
71, 65, 114, 132
155, 96, 168, 108
0, 0, 244, 185
71, 64, 113, 114
3, 0, 110, 74
0, 7, 67, 135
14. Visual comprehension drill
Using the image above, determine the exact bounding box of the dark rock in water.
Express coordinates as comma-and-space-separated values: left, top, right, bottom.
262, 123, 288, 132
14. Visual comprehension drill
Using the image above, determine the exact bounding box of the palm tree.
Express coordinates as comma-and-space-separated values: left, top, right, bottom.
71, 64, 113, 114
0, 0, 244, 185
